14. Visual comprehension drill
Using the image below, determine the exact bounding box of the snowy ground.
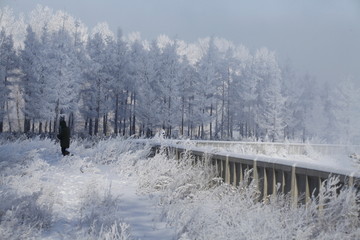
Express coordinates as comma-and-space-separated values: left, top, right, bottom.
0, 138, 175, 239
0, 137, 359, 239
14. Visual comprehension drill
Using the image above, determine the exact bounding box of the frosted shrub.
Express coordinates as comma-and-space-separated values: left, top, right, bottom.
79, 184, 134, 240
0, 217, 40, 240
306, 177, 360, 239
138, 147, 217, 194
1, 136, 358, 239
75, 137, 151, 168
87, 221, 133, 240
0, 190, 52, 239
138, 147, 360, 240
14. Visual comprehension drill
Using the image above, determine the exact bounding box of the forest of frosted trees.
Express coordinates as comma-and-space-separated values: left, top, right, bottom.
1, 5, 360, 143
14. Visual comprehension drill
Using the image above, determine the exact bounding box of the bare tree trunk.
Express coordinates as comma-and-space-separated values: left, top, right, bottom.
114, 93, 119, 135
94, 117, 99, 136
95, 77, 101, 135
54, 99, 60, 133
122, 91, 128, 136
221, 79, 225, 139
181, 96, 185, 136
190, 123, 193, 139
230, 116, 233, 138
215, 101, 218, 139
16, 89, 21, 132
227, 67, 231, 138
95, 98, 100, 136
68, 112, 74, 134
302, 127, 306, 143
131, 91, 135, 136
0, 102, 3, 133
187, 99, 191, 137
89, 118, 93, 136
128, 107, 132, 136
103, 113, 107, 136
84, 117, 88, 132
132, 93, 136, 136
119, 119, 123, 136
6, 100, 12, 132
24, 118, 30, 133
210, 104, 213, 140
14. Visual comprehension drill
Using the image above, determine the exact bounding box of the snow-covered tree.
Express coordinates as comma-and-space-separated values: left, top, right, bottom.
20, 25, 42, 133
178, 56, 200, 137
105, 29, 130, 135
4, 4, 358, 143
236, 56, 258, 139
324, 78, 360, 144
49, 28, 82, 132
196, 37, 221, 139
0, 6, 26, 48
135, 40, 163, 135
253, 48, 286, 141
294, 74, 320, 142
155, 40, 182, 136
83, 32, 109, 135
0, 29, 17, 132
280, 62, 299, 140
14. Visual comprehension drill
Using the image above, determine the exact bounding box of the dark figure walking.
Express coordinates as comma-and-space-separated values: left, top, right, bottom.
57, 118, 70, 156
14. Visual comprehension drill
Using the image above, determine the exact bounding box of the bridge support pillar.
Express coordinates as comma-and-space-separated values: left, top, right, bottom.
291, 165, 298, 207
263, 167, 268, 200
272, 168, 277, 197
230, 161, 236, 186
348, 175, 354, 187
253, 160, 259, 191
225, 155, 230, 184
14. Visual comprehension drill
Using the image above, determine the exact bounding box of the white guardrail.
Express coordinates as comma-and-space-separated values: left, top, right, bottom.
139, 139, 360, 205
190, 140, 360, 156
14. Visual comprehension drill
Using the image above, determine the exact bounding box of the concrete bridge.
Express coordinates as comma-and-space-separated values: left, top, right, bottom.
147, 140, 360, 205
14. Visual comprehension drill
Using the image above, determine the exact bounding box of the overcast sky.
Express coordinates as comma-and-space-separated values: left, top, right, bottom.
2, 0, 360, 83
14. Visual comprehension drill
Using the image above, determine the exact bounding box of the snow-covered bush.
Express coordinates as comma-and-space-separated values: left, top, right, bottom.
87, 221, 133, 240
78, 183, 134, 240
0, 138, 56, 239
307, 177, 360, 239
137, 147, 217, 193
1, 136, 359, 239
138, 146, 360, 240
0, 190, 52, 239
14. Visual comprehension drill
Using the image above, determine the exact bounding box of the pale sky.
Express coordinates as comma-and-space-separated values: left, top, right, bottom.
2, 0, 360, 83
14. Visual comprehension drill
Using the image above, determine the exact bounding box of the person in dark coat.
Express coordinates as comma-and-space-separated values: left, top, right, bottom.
57, 118, 70, 156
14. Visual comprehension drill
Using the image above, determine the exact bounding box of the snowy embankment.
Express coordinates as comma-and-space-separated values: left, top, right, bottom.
0, 137, 359, 240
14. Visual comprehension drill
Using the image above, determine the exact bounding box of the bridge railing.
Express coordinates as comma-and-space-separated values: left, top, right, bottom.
155, 143, 360, 206
190, 140, 360, 156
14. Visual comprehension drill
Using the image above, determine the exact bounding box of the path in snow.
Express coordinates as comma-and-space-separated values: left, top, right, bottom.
37, 152, 175, 240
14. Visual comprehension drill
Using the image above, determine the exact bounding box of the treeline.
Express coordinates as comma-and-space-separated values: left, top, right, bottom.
1, 6, 359, 143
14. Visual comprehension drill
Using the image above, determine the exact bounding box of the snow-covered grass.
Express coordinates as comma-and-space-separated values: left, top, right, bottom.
0, 137, 151, 239
137, 146, 360, 239
0, 137, 359, 239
